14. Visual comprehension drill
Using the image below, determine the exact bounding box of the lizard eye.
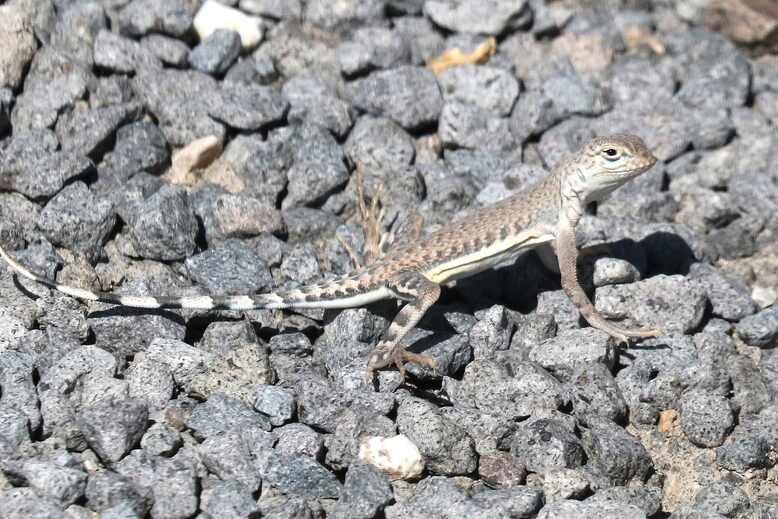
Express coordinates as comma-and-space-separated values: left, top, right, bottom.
602, 148, 620, 160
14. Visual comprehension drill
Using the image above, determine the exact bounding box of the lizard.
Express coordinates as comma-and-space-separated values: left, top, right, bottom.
0, 134, 661, 382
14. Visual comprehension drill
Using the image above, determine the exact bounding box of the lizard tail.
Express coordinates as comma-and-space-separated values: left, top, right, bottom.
0, 243, 389, 311
0, 243, 294, 311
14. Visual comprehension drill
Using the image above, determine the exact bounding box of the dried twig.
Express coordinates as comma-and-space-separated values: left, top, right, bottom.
426, 37, 497, 75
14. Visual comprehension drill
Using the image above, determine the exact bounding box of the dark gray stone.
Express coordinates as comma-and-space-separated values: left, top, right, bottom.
424, 0, 528, 35
140, 422, 181, 457
716, 433, 770, 473
528, 328, 615, 374
468, 305, 513, 360
396, 396, 477, 475
282, 74, 352, 138
348, 66, 443, 130
0, 487, 68, 519
55, 102, 140, 159
693, 480, 752, 518
117, 0, 195, 38
93, 29, 162, 73
337, 27, 409, 75
260, 450, 342, 498
567, 362, 627, 423
208, 83, 288, 130
241, 0, 302, 19
252, 384, 296, 426
595, 275, 707, 336
37, 181, 115, 263
127, 184, 198, 261
18, 459, 87, 507
85, 470, 150, 516
187, 393, 271, 439
198, 427, 274, 492
132, 68, 224, 146
394, 15, 446, 65
274, 423, 324, 459
586, 485, 662, 518
283, 158, 350, 210
510, 418, 584, 474
439, 102, 516, 151
438, 65, 519, 116
304, 0, 384, 31
325, 408, 396, 471
735, 306, 778, 348
77, 397, 148, 463
330, 463, 394, 519
537, 499, 647, 519
201, 480, 260, 519
225, 51, 278, 86
580, 414, 652, 485
102, 121, 170, 181
345, 116, 415, 171
0, 88, 12, 135
185, 239, 273, 295
190, 29, 242, 75
268, 332, 313, 355
680, 389, 734, 448
140, 34, 190, 67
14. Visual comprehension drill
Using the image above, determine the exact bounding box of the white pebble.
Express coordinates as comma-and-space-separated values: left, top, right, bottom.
358, 434, 425, 480
193, 0, 263, 50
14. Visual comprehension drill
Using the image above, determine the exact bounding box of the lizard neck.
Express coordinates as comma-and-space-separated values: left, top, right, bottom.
558, 161, 587, 228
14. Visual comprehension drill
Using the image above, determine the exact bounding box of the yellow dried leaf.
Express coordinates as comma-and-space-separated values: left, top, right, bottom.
427, 37, 497, 75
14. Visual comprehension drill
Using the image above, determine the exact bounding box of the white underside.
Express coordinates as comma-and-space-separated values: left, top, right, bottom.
424, 231, 556, 284
285, 287, 392, 309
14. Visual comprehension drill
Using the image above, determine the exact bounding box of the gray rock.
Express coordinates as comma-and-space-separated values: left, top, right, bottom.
85, 470, 149, 516
274, 423, 324, 459
187, 393, 271, 439
542, 468, 590, 502
185, 239, 272, 295
268, 332, 313, 355
260, 450, 342, 498
345, 116, 415, 171
595, 275, 707, 335
77, 397, 148, 463
189, 29, 242, 75
209, 192, 284, 240
716, 433, 770, 473
537, 499, 647, 519
580, 414, 652, 485
348, 66, 443, 130
438, 65, 519, 116
735, 306, 778, 348
0, 405, 29, 448
140, 422, 181, 457
396, 396, 477, 475
0, 487, 66, 519
282, 74, 352, 138
693, 480, 752, 518
140, 34, 190, 67
528, 328, 615, 373
89, 308, 186, 360
200, 480, 260, 519
680, 389, 734, 448
132, 68, 224, 146
585, 485, 662, 517
56, 103, 141, 160
510, 418, 584, 474
394, 15, 446, 65
277, 243, 322, 288
0, 4, 37, 90
18, 459, 87, 507
117, 0, 195, 38
689, 263, 755, 321
338, 27, 409, 75
604, 57, 676, 106
330, 463, 393, 519
468, 305, 514, 360
102, 121, 170, 181
402, 327, 473, 382
670, 30, 751, 111
198, 427, 273, 492
93, 29, 162, 74
0, 136, 93, 200
568, 362, 627, 423
283, 158, 350, 209
477, 451, 527, 487
0, 87, 11, 135
208, 82, 288, 130
424, 0, 529, 35
252, 384, 296, 426
325, 407, 396, 470
304, 0, 384, 31
127, 184, 198, 261
37, 181, 115, 263
439, 102, 516, 151
225, 51, 278, 85
241, 0, 302, 19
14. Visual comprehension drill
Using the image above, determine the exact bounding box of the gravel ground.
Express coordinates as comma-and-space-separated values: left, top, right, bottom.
0, 0, 777, 518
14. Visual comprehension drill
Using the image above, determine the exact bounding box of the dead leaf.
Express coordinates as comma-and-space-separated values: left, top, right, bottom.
623, 24, 666, 55
427, 37, 497, 75
658, 409, 678, 433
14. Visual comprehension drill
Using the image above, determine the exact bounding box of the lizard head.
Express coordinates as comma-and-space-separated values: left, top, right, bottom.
573, 134, 658, 202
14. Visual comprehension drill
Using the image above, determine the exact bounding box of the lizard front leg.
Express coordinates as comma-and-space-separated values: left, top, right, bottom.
364, 270, 440, 383
556, 222, 661, 342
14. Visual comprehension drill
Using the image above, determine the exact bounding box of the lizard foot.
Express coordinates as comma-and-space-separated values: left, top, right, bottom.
363, 348, 438, 385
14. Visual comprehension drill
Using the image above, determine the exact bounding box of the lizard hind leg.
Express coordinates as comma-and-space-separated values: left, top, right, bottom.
364, 270, 441, 383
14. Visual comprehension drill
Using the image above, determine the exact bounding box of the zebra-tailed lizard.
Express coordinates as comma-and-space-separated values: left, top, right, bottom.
0, 134, 662, 382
